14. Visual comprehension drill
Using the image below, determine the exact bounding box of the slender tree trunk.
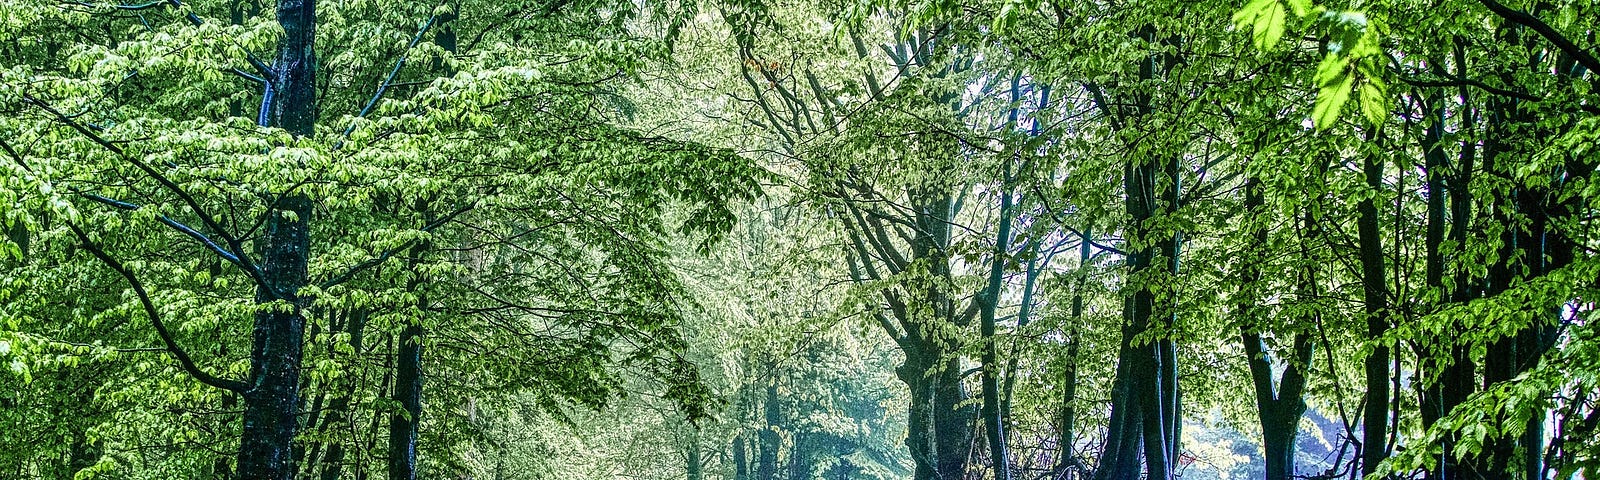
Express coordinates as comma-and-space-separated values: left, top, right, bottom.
1127, 154, 1181, 480
733, 435, 749, 480
389, 208, 432, 480
384, 17, 457, 480
758, 385, 780, 480
687, 426, 702, 480
979, 161, 1015, 480
1433, 42, 1479, 480
1357, 139, 1392, 478
1055, 229, 1089, 478
1093, 28, 1182, 480
788, 432, 812, 480
1243, 330, 1312, 480
1419, 89, 1449, 430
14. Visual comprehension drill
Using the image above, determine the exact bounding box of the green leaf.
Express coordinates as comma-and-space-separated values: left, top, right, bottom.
1312, 53, 1347, 87
1312, 64, 1354, 129
1358, 79, 1387, 127
1232, 0, 1287, 50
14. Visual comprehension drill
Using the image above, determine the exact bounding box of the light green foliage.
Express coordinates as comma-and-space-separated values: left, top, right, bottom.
0, 0, 760, 474
2, 0, 1597, 478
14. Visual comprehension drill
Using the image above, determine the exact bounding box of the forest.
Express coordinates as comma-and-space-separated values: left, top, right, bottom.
0, 0, 1597, 477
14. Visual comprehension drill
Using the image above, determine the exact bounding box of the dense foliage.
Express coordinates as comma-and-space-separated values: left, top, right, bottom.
0, 0, 1595, 478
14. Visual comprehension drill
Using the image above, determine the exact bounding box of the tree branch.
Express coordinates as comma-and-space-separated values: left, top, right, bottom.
65, 221, 248, 393
77, 192, 245, 265
23, 94, 279, 298
339, 14, 440, 142
1396, 73, 1543, 102
1476, 0, 1600, 75
317, 201, 474, 289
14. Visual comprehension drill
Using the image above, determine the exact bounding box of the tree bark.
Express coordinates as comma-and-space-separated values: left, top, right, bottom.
1055, 229, 1089, 478
1357, 139, 1391, 479
687, 426, 702, 480
1435, 40, 1479, 480
235, 0, 316, 474
899, 357, 939, 480
934, 355, 977, 480
387, 321, 423, 480
733, 435, 749, 480
237, 193, 312, 480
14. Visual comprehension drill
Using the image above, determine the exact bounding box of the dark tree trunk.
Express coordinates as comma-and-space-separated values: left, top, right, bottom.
1434, 42, 1478, 479
388, 321, 423, 480
389, 217, 430, 480
1055, 231, 1088, 478
1357, 140, 1391, 479
934, 355, 977, 480
1123, 152, 1181, 480
788, 432, 812, 480
758, 385, 780, 480
236, 0, 316, 474
1092, 27, 1182, 480
1238, 176, 1313, 480
1093, 316, 1144, 480
237, 193, 312, 480
733, 435, 749, 480
238, 191, 312, 480
1243, 331, 1312, 480
687, 427, 702, 480
1418, 89, 1449, 431
899, 358, 938, 480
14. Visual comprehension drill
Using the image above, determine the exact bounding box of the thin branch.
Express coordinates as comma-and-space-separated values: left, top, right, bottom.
77, 192, 244, 265
227, 67, 266, 84
1396, 74, 1542, 102
317, 201, 474, 289
340, 14, 440, 142
23, 94, 278, 298
65, 221, 248, 393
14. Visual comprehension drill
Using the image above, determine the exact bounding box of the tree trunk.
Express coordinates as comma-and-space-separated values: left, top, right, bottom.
236, 0, 316, 474
687, 426, 702, 480
1418, 88, 1449, 432
1435, 40, 1479, 480
388, 322, 423, 480
733, 435, 749, 480
979, 162, 1015, 480
1093, 316, 1144, 480
1055, 230, 1088, 478
1357, 140, 1391, 478
899, 359, 938, 480
757, 385, 780, 480
1238, 176, 1313, 480
788, 432, 811, 480
1092, 28, 1182, 480
933, 354, 976, 480
1126, 152, 1181, 480
237, 193, 312, 480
